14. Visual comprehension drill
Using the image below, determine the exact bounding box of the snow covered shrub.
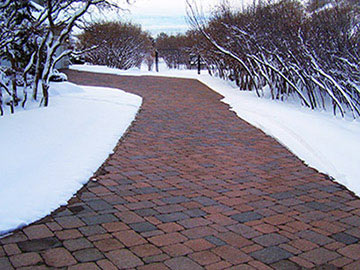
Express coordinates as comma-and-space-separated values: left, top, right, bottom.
0, 0, 38, 113
188, 0, 360, 118
49, 70, 68, 82
0, 0, 129, 115
0, 67, 33, 114
78, 22, 153, 70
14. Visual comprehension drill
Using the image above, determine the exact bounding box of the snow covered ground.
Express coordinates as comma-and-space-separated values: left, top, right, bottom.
71, 63, 360, 198
0, 82, 142, 235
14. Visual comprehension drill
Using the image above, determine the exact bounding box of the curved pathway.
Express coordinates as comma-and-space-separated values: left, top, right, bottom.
1, 71, 360, 270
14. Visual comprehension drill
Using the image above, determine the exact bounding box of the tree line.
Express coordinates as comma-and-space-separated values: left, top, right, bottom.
85, 0, 360, 119
2, 0, 359, 118
77, 24, 196, 70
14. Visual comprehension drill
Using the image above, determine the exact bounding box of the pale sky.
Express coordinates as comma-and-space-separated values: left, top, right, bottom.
128, 0, 245, 16
117, 0, 249, 36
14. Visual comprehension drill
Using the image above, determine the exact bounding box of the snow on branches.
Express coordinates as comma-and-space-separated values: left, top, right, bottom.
0, 0, 126, 114
187, 0, 360, 118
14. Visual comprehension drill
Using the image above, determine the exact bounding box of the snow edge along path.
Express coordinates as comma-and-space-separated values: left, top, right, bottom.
198, 75, 360, 193
0, 82, 142, 236
70, 64, 360, 198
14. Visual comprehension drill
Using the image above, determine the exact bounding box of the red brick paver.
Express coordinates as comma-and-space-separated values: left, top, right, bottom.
0, 71, 360, 269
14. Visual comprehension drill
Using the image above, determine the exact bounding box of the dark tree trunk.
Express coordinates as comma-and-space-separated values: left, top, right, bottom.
42, 82, 49, 107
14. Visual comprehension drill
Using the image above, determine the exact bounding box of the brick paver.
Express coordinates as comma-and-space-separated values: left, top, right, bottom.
0, 71, 360, 269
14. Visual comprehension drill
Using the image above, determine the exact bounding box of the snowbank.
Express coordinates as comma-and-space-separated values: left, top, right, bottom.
71, 63, 360, 197
0, 82, 142, 235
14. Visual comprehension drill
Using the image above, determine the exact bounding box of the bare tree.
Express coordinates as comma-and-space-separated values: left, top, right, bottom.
35, 0, 125, 106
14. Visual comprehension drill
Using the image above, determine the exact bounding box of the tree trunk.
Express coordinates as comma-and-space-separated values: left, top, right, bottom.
33, 47, 43, 101
0, 88, 3, 116
42, 82, 49, 107
11, 77, 18, 102
33, 70, 41, 101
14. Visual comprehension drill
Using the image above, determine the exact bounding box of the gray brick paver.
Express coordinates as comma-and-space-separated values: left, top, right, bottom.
17, 237, 62, 252
129, 222, 157, 233
164, 256, 203, 270
0, 257, 14, 270
253, 233, 290, 247
73, 248, 104, 262
230, 211, 263, 223
250, 246, 292, 264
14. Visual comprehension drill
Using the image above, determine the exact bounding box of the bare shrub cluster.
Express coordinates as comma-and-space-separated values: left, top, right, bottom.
188, 0, 360, 117
78, 21, 153, 70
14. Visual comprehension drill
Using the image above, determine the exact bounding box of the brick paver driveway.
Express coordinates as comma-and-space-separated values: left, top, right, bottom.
1, 71, 360, 270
